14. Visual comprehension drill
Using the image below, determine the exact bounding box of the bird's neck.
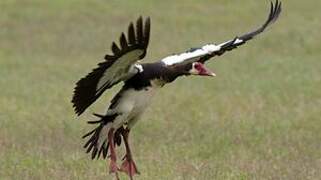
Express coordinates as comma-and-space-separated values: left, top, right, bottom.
145, 62, 189, 84
125, 62, 190, 90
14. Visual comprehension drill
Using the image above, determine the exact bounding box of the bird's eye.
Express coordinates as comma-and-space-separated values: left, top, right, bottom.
194, 63, 200, 69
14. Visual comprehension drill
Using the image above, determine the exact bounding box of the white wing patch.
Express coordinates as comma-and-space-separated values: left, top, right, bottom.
96, 50, 144, 93
234, 38, 244, 44
161, 44, 221, 66
217, 38, 244, 48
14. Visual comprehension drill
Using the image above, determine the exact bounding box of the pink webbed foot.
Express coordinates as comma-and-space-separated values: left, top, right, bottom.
109, 159, 120, 174
120, 158, 140, 179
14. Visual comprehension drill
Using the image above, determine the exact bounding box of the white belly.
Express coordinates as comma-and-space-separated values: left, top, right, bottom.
96, 84, 162, 148
107, 87, 156, 129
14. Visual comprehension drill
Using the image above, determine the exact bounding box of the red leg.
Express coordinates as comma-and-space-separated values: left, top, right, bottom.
119, 129, 140, 179
107, 128, 120, 179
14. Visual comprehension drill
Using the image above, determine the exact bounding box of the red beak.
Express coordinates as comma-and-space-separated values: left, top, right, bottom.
197, 63, 216, 77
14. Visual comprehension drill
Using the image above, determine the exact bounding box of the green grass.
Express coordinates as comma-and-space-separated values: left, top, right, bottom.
1, 0, 321, 179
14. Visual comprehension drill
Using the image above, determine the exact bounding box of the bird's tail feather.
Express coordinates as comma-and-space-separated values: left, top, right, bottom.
82, 113, 122, 160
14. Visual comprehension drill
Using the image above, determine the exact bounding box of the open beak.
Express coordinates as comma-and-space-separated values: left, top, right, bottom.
198, 64, 216, 77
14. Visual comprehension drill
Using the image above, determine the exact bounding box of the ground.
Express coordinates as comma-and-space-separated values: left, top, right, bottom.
1, 0, 321, 179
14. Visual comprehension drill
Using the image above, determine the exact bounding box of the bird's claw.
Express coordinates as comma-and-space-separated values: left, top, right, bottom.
109, 160, 120, 174
120, 159, 140, 178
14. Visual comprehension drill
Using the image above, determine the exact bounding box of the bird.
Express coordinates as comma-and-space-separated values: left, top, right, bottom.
71, 1, 281, 179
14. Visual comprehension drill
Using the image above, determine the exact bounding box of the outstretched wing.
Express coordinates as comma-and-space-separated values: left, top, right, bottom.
161, 0, 281, 66
72, 16, 151, 116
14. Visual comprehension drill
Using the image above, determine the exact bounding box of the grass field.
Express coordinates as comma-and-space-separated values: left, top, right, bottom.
1, 0, 321, 179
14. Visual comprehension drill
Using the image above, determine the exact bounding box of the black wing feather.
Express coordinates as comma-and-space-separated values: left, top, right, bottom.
200, 0, 281, 62
120, 33, 128, 49
143, 17, 151, 47
82, 114, 122, 160
136, 16, 143, 44
128, 22, 136, 45
239, 0, 281, 41
72, 62, 113, 116
72, 16, 151, 115
111, 42, 121, 54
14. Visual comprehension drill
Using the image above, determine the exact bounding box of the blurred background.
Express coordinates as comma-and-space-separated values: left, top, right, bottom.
1, 0, 320, 179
